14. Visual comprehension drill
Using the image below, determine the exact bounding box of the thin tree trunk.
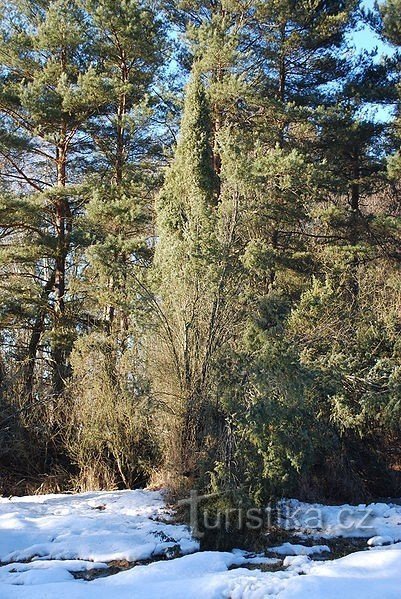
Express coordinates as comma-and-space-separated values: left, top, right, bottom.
24, 272, 55, 400
349, 149, 361, 297
52, 124, 69, 396
106, 56, 128, 335
268, 22, 287, 291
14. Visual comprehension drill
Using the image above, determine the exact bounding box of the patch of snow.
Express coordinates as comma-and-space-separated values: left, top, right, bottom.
280, 548, 401, 599
367, 535, 394, 547
283, 555, 313, 572
278, 498, 401, 540
0, 489, 198, 564
0, 550, 309, 598
269, 543, 330, 556
0, 559, 108, 586
369, 540, 401, 551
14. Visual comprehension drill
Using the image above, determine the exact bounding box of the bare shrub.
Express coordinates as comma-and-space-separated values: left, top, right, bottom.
63, 333, 158, 491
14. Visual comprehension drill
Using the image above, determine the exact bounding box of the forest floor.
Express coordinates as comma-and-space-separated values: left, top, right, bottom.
0, 489, 401, 598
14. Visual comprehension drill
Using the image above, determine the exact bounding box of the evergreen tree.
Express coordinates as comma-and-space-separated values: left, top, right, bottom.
381, 0, 401, 177
153, 70, 243, 486
0, 0, 106, 396
153, 72, 217, 480
80, 0, 164, 338
73, 0, 164, 350
0, 0, 165, 488
64, 0, 166, 489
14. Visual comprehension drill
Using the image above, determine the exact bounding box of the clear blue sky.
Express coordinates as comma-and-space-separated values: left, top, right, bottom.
353, 0, 393, 57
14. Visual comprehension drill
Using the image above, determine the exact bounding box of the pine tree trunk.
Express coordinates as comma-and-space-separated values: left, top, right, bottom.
349, 151, 360, 297
52, 129, 70, 396
24, 272, 55, 400
269, 22, 287, 291
109, 64, 129, 340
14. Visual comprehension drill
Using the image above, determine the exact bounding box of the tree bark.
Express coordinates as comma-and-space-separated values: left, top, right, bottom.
52, 125, 70, 396
24, 272, 55, 400
348, 148, 361, 298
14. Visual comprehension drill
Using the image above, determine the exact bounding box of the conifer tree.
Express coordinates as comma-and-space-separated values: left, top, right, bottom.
153, 0, 369, 501
81, 0, 163, 338
246, 0, 358, 286
0, 0, 106, 396
0, 0, 400, 501
381, 0, 401, 177
153, 70, 242, 484
62, 0, 166, 489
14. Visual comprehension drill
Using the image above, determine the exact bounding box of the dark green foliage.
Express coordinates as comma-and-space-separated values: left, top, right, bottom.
0, 0, 401, 505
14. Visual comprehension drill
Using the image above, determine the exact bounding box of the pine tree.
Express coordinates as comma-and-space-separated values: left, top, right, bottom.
246, 0, 358, 286
381, 0, 401, 177
0, 0, 167, 489
0, 0, 106, 396
80, 0, 164, 338
62, 0, 166, 488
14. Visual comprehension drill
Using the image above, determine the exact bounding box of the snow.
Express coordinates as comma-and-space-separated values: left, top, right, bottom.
278, 498, 401, 542
0, 489, 401, 598
4, 549, 401, 599
269, 543, 330, 556
280, 548, 401, 599
367, 535, 394, 547
0, 489, 198, 563
0, 560, 108, 586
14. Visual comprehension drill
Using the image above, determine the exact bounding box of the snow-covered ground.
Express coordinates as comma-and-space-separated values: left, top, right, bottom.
0, 489, 401, 598
0, 489, 197, 564
278, 498, 401, 542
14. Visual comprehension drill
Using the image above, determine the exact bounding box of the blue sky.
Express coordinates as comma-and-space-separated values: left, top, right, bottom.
354, 0, 393, 56
351, 1, 396, 121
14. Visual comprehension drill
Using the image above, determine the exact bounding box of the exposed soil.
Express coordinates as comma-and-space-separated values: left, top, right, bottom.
72, 534, 371, 581
72, 550, 182, 581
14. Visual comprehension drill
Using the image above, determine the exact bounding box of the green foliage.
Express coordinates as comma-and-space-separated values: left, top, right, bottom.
151, 71, 225, 486
156, 73, 218, 268
0, 0, 165, 492
214, 296, 320, 502
381, 0, 401, 45
381, 0, 401, 181
289, 270, 401, 434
